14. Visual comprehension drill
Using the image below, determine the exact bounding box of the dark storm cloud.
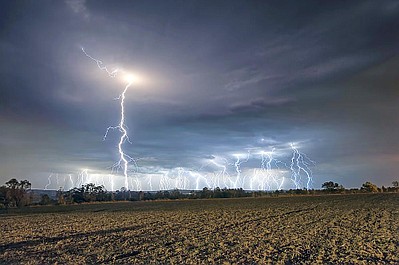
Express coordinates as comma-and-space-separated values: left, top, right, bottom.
1, 0, 399, 189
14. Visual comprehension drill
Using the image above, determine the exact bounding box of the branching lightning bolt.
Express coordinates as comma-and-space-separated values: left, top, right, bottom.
81, 48, 119, 77
82, 48, 135, 190
290, 143, 315, 189
232, 151, 250, 189
38, 48, 319, 192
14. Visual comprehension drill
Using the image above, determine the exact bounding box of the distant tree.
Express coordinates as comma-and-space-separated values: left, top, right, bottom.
169, 189, 182, 199
138, 191, 144, 201
95, 186, 110, 201
83, 183, 97, 201
40, 194, 52, 205
361, 181, 379, 193
201, 187, 211, 199
0, 185, 11, 209
56, 188, 66, 205
213, 187, 222, 198
321, 181, 344, 192
154, 191, 164, 200
20, 180, 32, 190
5, 179, 19, 189
61, 183, 109, 203
4, 179, 31, 207
69, 187, 85, 203
386, 181, 399, 193
118, 187, 128, 200
143, 192, 155, 200
322, 181, 334, 190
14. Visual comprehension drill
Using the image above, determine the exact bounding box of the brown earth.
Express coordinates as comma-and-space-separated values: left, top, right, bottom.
1, 194, 398, 264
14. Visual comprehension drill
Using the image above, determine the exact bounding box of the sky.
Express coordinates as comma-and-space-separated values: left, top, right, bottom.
1, 0, 399, 191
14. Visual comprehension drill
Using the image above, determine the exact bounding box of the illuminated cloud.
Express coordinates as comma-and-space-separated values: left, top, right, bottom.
0, 1, 398, 189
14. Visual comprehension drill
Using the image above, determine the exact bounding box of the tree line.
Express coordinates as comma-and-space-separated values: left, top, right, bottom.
1, 178, 398, 209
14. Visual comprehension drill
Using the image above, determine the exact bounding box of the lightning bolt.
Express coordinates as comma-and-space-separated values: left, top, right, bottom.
45, 173, 53, 190
146, 175, 153, 191
106, 82, 133, 190
81, 48, 118, 77
160, 172, 170, 190
259, 150, 273, 190
290, 143, 315, 189
199, 156, 230, 189
108, 141, 314, 191
68, 174, 74, 189
232, 151, 250, 188
82, 48, 135, 190
265, 149, 287, 190
176, 167, 189, 190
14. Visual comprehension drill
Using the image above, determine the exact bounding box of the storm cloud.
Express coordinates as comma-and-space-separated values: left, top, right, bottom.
1, 0, 399, 189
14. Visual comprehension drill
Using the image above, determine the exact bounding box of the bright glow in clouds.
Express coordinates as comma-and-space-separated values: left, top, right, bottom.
123, 73, 141, 84
82, 48, 137, 190
42, 48, 317, 192
44, 142, 315, 191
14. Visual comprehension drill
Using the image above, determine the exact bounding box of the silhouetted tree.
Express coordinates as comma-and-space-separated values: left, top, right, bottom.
138, 191, 144, 201
322, 181, 344, 192
169, 189, 182, 199
60, 183, 108, 203
0, 185, 11, 210
213, 187, 222, 198
386, 181, 399, 192
361, 181, 379, 193
201, 187, 211, 198
116, 187, 128, 200
56, 188, 66, 204
4, 179, 31, 207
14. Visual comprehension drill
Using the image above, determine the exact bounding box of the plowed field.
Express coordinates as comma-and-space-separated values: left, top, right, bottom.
1, 194, 398, 264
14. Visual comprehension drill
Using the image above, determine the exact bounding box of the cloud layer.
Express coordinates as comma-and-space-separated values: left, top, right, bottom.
1, 0, 398, 189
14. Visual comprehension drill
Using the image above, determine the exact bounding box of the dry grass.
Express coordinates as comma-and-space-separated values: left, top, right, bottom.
1, 194, 398, 264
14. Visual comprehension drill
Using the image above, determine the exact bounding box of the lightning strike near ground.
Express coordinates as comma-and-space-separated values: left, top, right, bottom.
290, 143, 316, 190
82, 48, 135, 190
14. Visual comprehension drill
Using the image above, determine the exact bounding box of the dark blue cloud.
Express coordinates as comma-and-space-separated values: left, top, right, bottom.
1, 0, 399, 189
